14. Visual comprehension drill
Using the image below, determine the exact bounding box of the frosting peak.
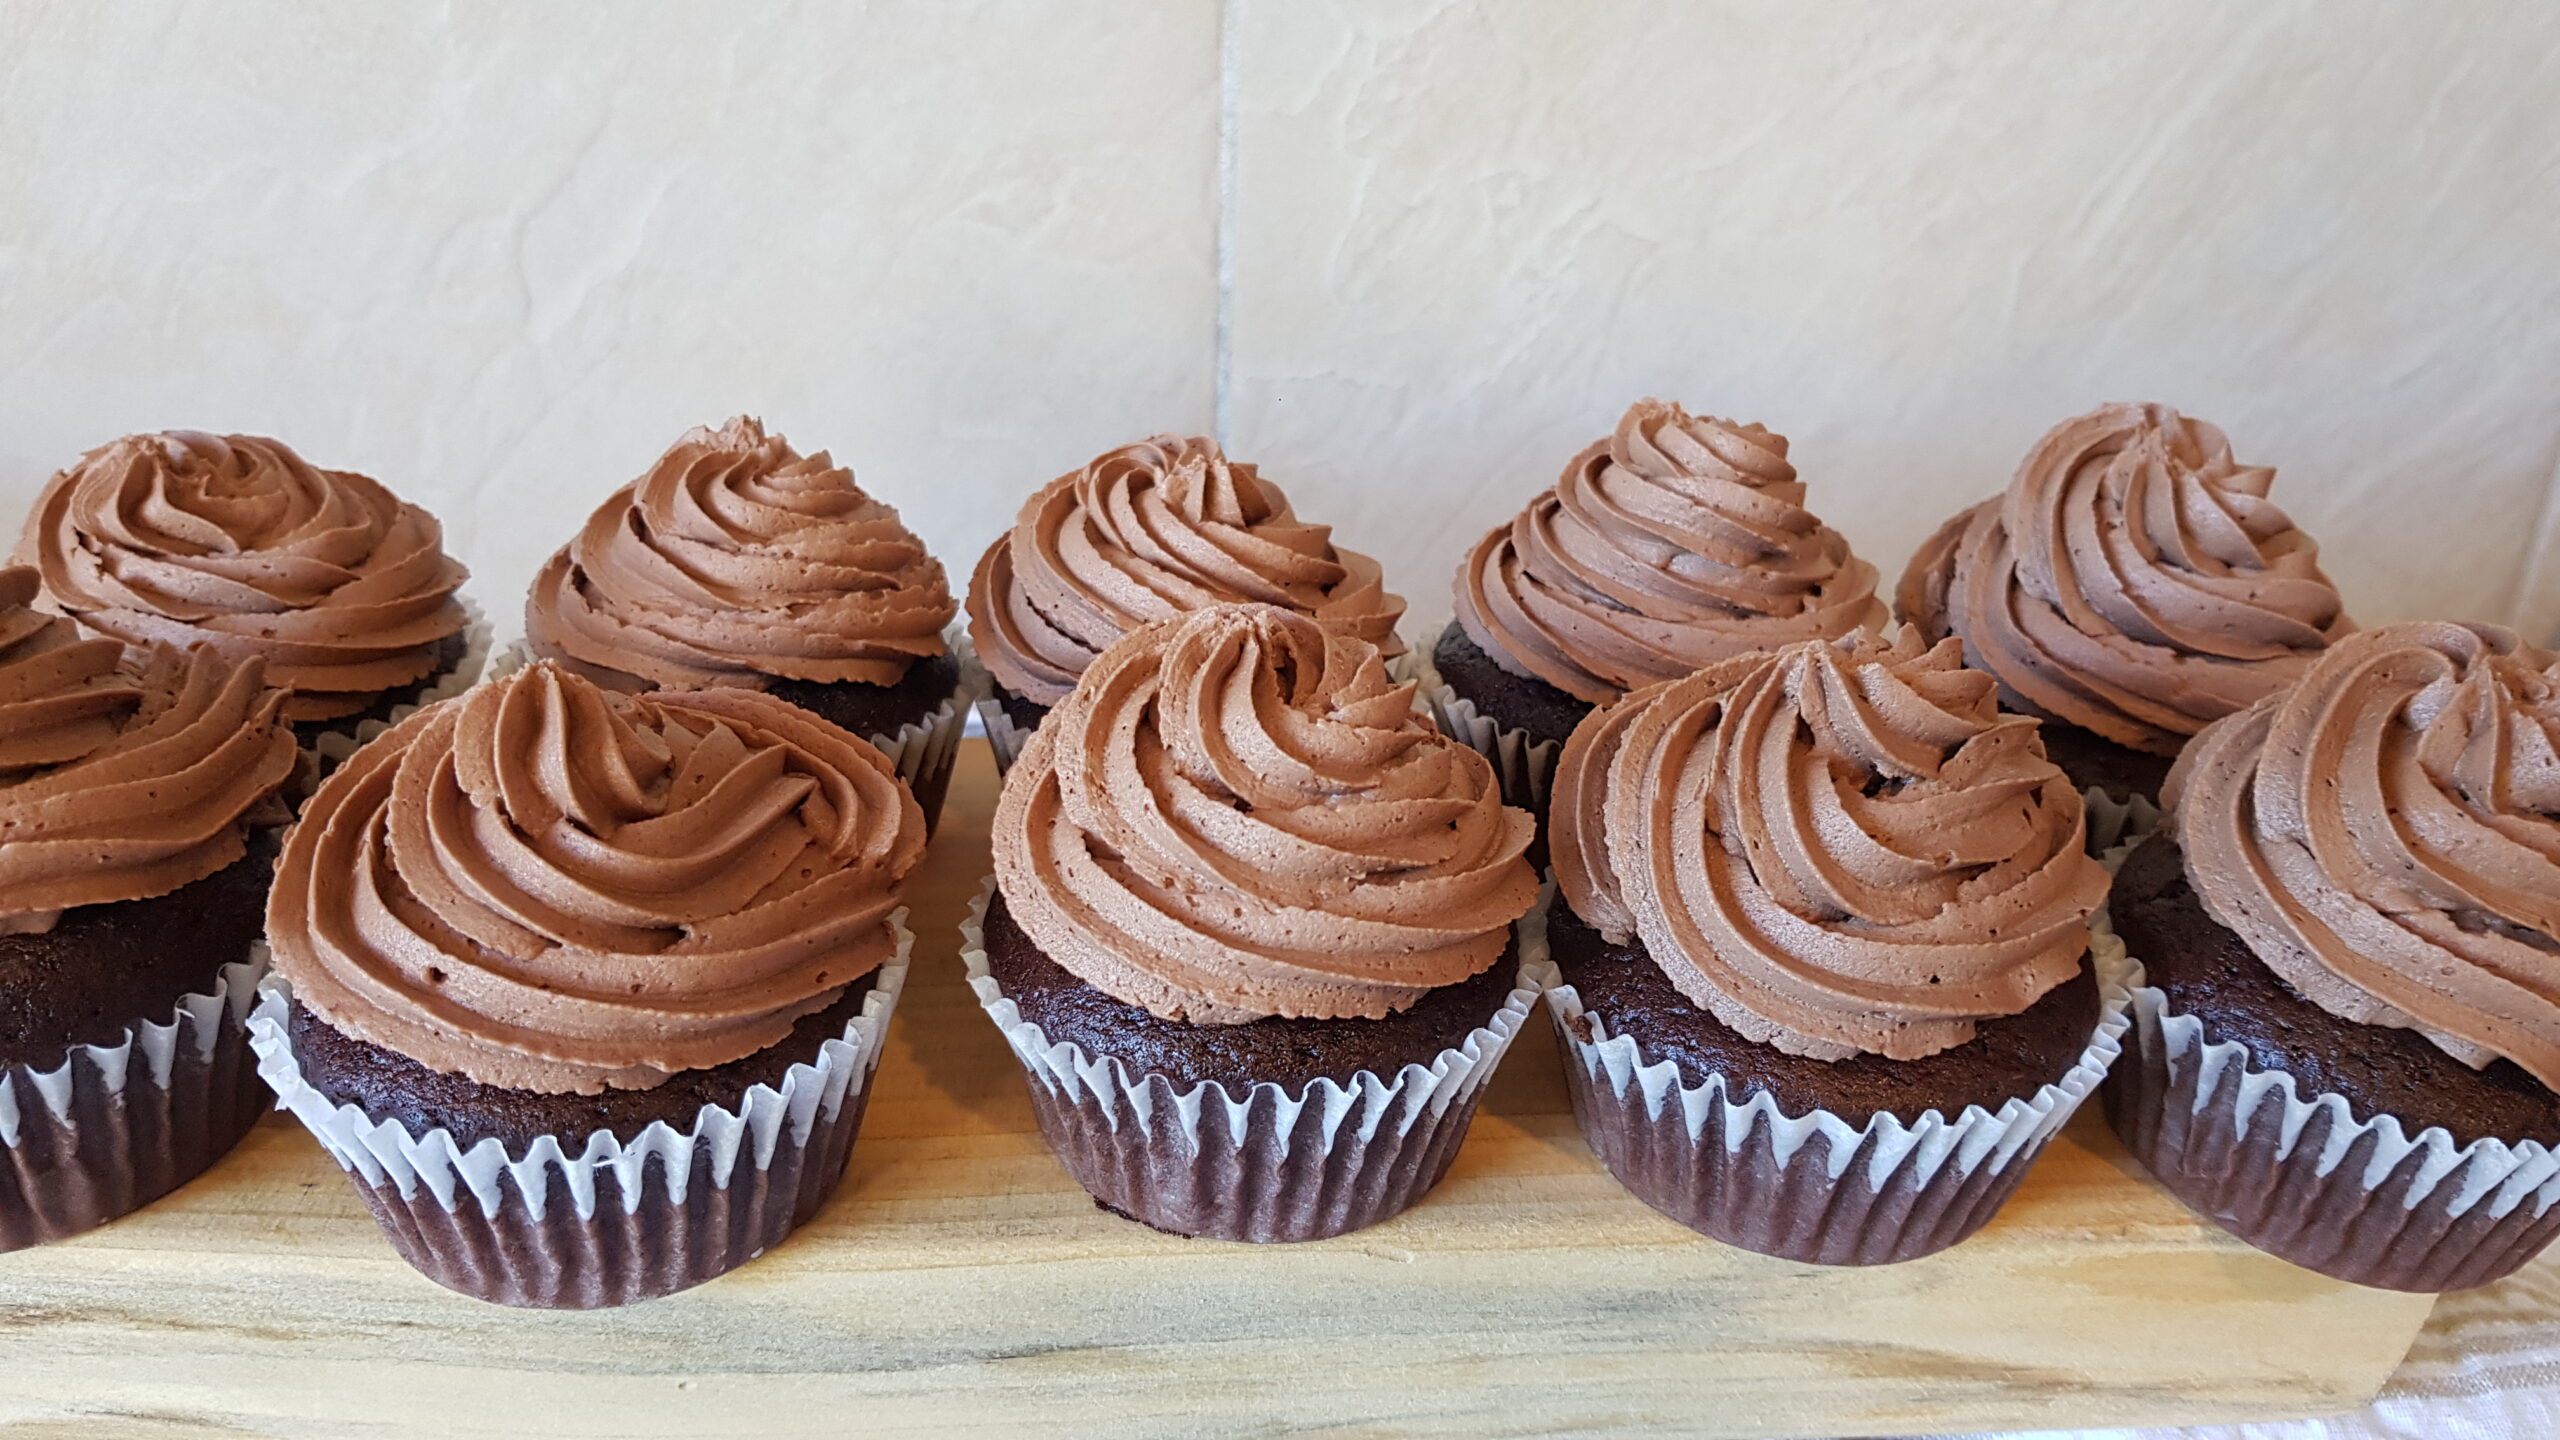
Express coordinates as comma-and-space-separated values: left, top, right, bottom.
1552, 631, 2107, 1060
1453, 398, 1887, 704
0, 567, 299, 930
267, 661, 927, 1094
1897, 402, 2351, 754
992, 604, 1536, 1023
2172, 621, 2560, 1088
18, 431, 472, 721
525, 416, 955, 691
966, 435, 1407, 705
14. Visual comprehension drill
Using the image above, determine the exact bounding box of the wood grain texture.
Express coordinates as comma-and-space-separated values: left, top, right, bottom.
0, 741, 2434, 1439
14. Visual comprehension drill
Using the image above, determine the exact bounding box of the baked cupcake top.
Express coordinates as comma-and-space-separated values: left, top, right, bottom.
17, 431, 472, 722
1897, 401, 2351, 756
993, 603, 1536, 1024
1452, 399, 1886, 706
966, 435, 1406, 707
267, 661, 927, 1095
0, 567, 297, 933
2172, 621, 2560, 1089
525, 417, 955, 692
1551, 630, 2108, 1061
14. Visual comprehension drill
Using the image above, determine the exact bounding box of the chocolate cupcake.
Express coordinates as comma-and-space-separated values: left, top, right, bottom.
1544, 630, 2123, 1264
1430, 399, 1885, 840
963, 434, 1406, 771
0, 568, 300, 1248
16, 430, 484, 765
969, 603, 1539, 1241
1896, 402, 2351, 845
250, 661, 926, 1307
523, 417, 968, 827
2106, 621, 2560, 1292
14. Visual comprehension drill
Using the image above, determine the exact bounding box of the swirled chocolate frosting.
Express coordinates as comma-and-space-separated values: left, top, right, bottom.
1897, 402, 2350, 755
18, 431, 472, 722
1552, 630, 2108, 1061
0, 567, 297, 932
966, 436, 1406, 706
525, 417, 955, 692
2172, 621, 2560, 1089
992, 603, 1536, 1024
267, 661, 927, 1094
1453, 399, 1886, 705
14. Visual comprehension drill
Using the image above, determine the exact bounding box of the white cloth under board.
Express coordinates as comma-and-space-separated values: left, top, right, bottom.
1950, 1251, 2560, 1440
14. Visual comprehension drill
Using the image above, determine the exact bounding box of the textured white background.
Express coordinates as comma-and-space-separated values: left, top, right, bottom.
5, 7, 2560, 1434
1230, 0, 2560, 641
0, 0, 1220, 624
5, 2, 2557, 646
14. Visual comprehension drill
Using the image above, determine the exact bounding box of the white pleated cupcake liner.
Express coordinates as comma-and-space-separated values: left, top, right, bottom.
975, 640, 1422, 777
1418, 670, 1562, 818
1541, 897, 2134, 1264
2082, 784, 2163, 857
306, 595, 494, 768
2099, 858, 2560, 1291
0, 951, 269, 1250
879, 647, 975, 831
960, 876, 1542, 1241
974, 693, 1036, 775
248, 911, 908, 1223
954, 626, 1035, 775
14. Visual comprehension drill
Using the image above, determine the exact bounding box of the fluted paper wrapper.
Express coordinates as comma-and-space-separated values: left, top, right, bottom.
961, 878, 1538, 1242
961, 630, 1038, 775
491, 626, 975, 831
0, 954, 268, 1251
980, 648, 1422, 777
246, 914, 911, 1309
307, 596, 494, 770
2081, 784, 2163, 857
1545, 902, 2134, 1265
2100, 926, 2560, 1292
878, 635, 975, 832
1419, 669, 1560, 822
483, 640, 527, 678
975, 692, 1037, 775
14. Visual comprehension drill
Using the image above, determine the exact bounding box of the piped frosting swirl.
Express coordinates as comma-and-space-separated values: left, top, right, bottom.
992, 603, 1536, 1024
2171, 621, 2560, 1089
1552, 630, 2108, 1061
267, 661, 927, 1094
1453, 399, 1886, 705
966, 435, 1406, 706
525, 417, 955, 691
0, 567, 298, 931
18, 431, 472, 722
1897, 402, 2350, 755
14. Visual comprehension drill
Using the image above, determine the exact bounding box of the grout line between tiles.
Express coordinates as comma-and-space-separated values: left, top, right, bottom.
1213, 0, 1239, 445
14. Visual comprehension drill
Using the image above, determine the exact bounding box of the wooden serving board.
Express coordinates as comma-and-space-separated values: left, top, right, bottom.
0, 740, 2434, 1439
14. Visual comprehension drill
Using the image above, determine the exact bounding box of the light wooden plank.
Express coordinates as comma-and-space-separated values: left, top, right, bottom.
0, 741, 2435, 1439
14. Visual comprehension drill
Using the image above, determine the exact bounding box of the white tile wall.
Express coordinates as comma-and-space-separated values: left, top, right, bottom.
4, 0, 2554, 645
0, 0, 1221, 617
1228, 0, 2560, 641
